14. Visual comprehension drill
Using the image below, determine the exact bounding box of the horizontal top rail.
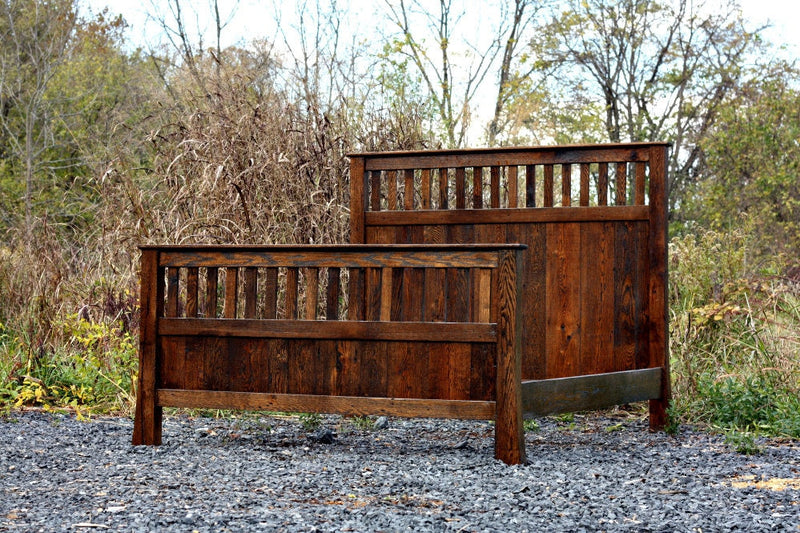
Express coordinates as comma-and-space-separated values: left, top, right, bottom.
349, 142, 671, 171
140, 244, 526, 269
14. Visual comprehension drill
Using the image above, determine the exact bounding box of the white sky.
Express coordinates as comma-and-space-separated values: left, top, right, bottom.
86, 0, 800, 56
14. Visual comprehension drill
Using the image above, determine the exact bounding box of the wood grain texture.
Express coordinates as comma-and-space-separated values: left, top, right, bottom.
421, 169, 431, 209
490, 166, 500, 208
616, 162, 628, 205
388, 170, 397, 210
579, 163, 590, 206
244, 267, 258, 318
224, 267, 238, 319
508, 165, 518, 208
472, 167, 483, 208
525, 164, 536, 207
455, 167, 466, 209
404, 169, 415, 210
494, 249, 525, 465
263, 267, 278, 319
186, 267, 198, 318
561, 164, 571, 207
350, 156, 366, 241
647, 144, 670, 429
543, 164, 554, 207
598, 162, 608, 206
326, 267, 341, 320
579, 222, 615, 375
546, 223, 581, 378
206, 267, 218, 318
158, 389, 496, 419
132, 249, 163, 445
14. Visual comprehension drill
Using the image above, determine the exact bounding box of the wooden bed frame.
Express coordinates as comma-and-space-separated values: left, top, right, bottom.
132, 142, 671, 465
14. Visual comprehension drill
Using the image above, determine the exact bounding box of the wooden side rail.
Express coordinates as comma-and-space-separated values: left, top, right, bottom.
133, 244, 527, 464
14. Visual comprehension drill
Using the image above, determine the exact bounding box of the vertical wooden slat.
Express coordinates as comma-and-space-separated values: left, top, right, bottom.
494, 249, 525, 465
350, 156, 366, 242
455, 167, 466, 209
635, 161, 646, 205
648, 145, 670, 430
545, 223, 581, 378
490, 166, 500, 208
387, 170, 398, 210
285, 267, 298, 319
244, 267, 258, 318
305, 267, 319, 320
380, 267, 392, 321
263, 267, 278, 319
186, 267, 198, 318
579, 163, 590, 206
580, 223, 615, 375
525, 164, 536, 207
348, 268, 365, 321
508, 166, 518, 208
166, 267, 179, 317
224, 267, 238, 319
206, 267, 218, 318
543, 164, 554, 207
404, 169, 414, 210
326, 267, 340, 320
365, 267, 382, 321
476, 268, 492, 323
132, 249, 163, 446
561, 164, 571, 207
370, 170, 381, 212
472, 167, 483, 208
598, 162, 608, 206
420, 169, 431, 209
438, 168, 449, 209
616, 162, 627, 205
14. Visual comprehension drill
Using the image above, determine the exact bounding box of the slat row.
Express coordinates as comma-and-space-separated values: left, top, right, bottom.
366, 162, 650, 211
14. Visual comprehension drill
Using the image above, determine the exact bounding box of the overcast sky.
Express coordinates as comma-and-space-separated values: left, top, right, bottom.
84, 0, 800, 57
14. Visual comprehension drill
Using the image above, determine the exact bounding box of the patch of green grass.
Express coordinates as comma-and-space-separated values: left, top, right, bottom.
523, 418, 540, 432
298, 412, 322, 431
350, 416, 374, 430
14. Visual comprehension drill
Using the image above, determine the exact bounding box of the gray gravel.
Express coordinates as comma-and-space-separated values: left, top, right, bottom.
1, 410, 798, 532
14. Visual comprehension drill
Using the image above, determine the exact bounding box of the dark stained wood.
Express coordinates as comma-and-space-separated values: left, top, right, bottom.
326, 267, 341, 320
244, 267, 258, 319
166, 267, 179, 318
545, 223, 581, 378
561, 164, 571, 207
159, 317, 497, 343
132, 249, 163, 445
455, 167, 466, 209
206, 267, 218, 318
263, 267, 278, 319
579, 163, 590, 206
635, 161, 646, 206
525, 164, 536, 207
305, 267, 319, 320
614, 221, 641, 373
420, 169, 431, 209
598, 162, 608, 206
285, 267, 298, 319
186, 267, 198, 318
521, 368, 662, 416
438, 168, 448, 209
647, 144, 670, 429
472, 167, 483, 208
158, 247, 508, 269
159, 337, 185, 389
490, 166, 500, 208
494, 249, 525, 465
365, 205, 649, 227
616, 162, 627, 206
350, 156, 366, 243
370, 170, 381, 211
158, 389, 496, 420
358, 143, 663, 171
543, 164, 554, 207
388, 170, 397, 210
508, 165, 518, 208
404, 169, 415, 210
224, 267, 238, 319
364, 267, 382, 321
579, 222, 615, 375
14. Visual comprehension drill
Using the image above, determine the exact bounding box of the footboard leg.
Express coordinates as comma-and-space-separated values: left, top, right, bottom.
494, 249, 526, 465
132, 248, 163, 446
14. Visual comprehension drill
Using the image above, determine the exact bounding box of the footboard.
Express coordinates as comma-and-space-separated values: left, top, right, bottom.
132, 244, 526, 464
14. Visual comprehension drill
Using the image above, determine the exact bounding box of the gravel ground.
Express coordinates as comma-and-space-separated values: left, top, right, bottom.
1, 409, 798, 532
